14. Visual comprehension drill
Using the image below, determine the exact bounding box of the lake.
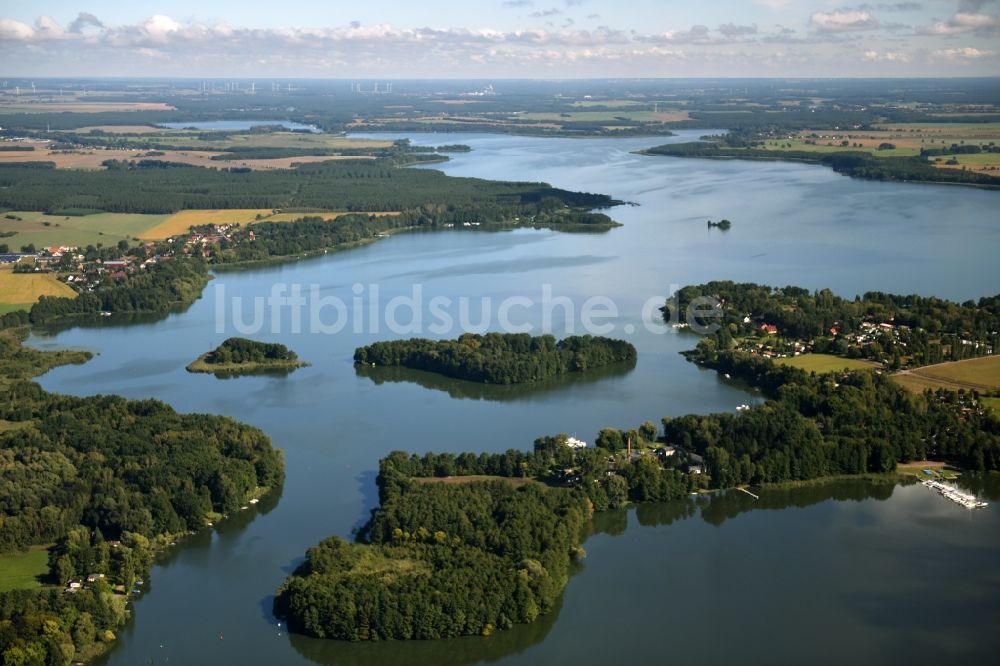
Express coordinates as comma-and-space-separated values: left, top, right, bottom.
158, 120, 320, 132
28, 131, 1000, 664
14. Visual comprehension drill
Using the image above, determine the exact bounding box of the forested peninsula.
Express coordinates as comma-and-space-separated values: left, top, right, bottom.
354, 333, 637, 384
187, 337, 306, 375
0, 329, 285, 664
641, 139, 1000, 188
0, 159, 619, 221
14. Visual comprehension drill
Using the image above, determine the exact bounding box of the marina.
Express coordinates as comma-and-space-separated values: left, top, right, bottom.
922, 479, 989, 509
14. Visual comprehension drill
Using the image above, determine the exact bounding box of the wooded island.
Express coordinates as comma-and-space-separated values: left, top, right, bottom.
187, 337, 306, 375
354, 333, 637, 384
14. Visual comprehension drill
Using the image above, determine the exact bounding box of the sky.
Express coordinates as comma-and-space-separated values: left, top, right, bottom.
0, 0, 998, 77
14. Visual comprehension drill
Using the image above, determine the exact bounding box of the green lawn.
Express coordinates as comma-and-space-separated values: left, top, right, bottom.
774, 353, 879, 373
0, 545, 51, 592
0, 211, 169, 248
982, 397, 1000, 414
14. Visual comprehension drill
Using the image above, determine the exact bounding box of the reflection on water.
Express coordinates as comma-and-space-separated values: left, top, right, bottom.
355, 360, 637, 402
289, 592, 566, 666
699, 478, 899, 527
953, 471, 1000, 501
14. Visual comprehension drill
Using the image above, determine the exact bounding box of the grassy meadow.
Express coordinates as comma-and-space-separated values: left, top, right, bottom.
0, 546, 51, 593
774, 354, 879, 373
0, 210, 169, 247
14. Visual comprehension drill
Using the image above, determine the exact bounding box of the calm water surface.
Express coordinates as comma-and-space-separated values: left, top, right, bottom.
28, 131, 1000, 665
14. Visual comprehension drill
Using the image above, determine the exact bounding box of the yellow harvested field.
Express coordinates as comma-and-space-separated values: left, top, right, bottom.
893, 356, 1000, 393
0, 269, 76, 308
139, 209, 274, 239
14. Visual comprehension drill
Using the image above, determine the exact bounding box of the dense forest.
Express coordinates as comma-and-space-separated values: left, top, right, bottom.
274, 475, 591, 640
0, 385, 285, 553
643, 141, 1000, 187
667, 281, 1000, 368
0, 334, 285, 665
0, 160, 618, 215
354, 333, 637, 384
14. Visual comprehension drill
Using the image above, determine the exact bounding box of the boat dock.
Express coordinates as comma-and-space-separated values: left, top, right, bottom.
922, 479, 988, 509
736, 487, 759, 500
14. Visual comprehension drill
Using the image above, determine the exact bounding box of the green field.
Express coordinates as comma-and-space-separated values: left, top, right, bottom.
774, 354, 879, 373
0, 545, 51, 592
515, 110, 687, 123
983, 397, 1000, 414
759, 139, 921, 158
0, 210, 169, 247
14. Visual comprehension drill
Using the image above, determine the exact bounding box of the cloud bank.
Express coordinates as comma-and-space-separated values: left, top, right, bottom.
0, 5, 997, 77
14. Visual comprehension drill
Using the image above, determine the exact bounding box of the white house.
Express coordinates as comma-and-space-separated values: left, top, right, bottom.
565, 437, 587, 449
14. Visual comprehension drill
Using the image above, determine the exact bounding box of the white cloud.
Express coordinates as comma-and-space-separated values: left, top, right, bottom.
918, 3, 1000, 35
0, 18, 34, 41
810, 10, 879, 32
933, 46, 994, 58
863, 49, 909, 61
0, 11, 993, 77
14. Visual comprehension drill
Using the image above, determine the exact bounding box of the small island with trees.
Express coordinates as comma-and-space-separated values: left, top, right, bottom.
707, 219, 732, 230
354, 333, 637, 384
187, 337, 306, 376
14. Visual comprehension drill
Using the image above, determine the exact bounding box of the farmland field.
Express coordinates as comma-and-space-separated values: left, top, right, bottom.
569, 100, 643, 108
139, 209, 274, 239
748, 124, 1000, 166
0, 210, 169, 247
774, 354, 879, 373
892, 356, 1000, 393
0, 101, 175, 113
0, 268, 77, 310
